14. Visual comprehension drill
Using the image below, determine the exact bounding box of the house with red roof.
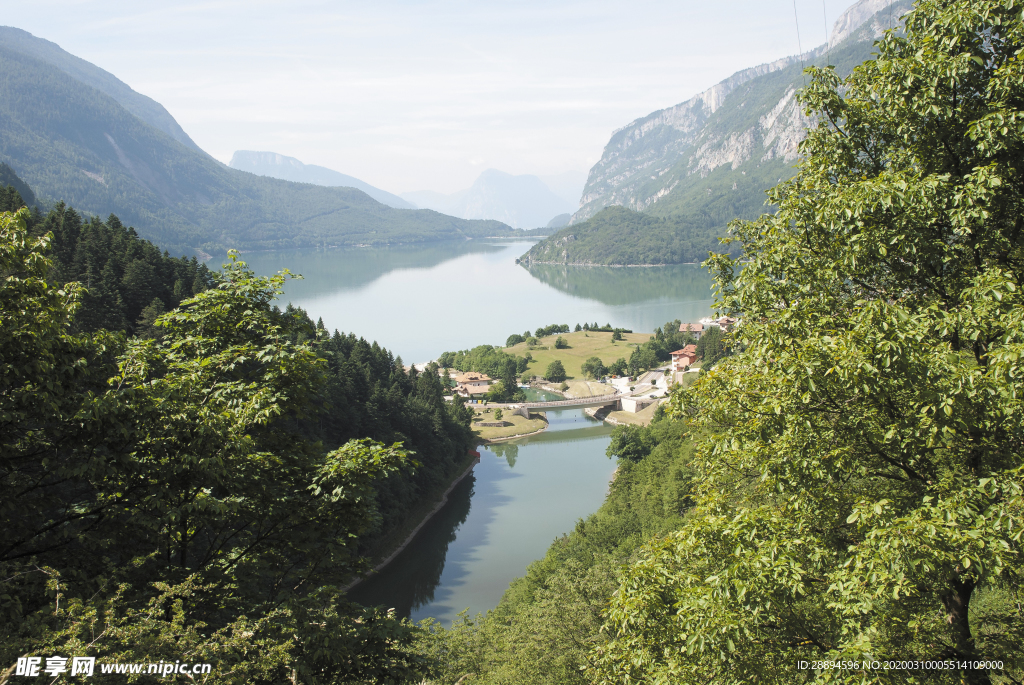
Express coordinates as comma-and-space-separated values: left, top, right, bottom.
670, 344, 698, 373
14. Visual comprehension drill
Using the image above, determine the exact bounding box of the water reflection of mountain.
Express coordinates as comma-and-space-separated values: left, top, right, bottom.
347, 474, 476, 617
521, 262, 715, 306
239, 240, 509, 298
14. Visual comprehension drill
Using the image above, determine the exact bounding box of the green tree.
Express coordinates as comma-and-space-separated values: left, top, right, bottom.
134, 296, 166, 339
506, 333, 525, 347
545, 360, 567, 383
581, 356, 607, 379
0, 220, 426, 682
606, 424, 655, 463
595, 3, 1024, 683
494, 409, 503, 421
611, 329, 623, 341
694, 325, 726, 368
608, 358, 628, 376
554, 335, 569, 349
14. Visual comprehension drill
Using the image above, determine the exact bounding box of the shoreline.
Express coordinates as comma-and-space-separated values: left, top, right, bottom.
481, 425, 547, 443
518, 259, 702, 267
343, 454, 480, 592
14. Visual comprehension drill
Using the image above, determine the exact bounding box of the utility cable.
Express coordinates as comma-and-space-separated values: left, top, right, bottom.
793, 0, 807, 86
823, 0, 830, 66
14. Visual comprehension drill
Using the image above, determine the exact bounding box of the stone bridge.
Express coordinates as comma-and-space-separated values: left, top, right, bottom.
508, 393, 629, 418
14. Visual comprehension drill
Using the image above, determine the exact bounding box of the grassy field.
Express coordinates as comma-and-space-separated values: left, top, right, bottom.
472, 408, 548, 441
563, 380, 617, 398
504, 330, 652, 379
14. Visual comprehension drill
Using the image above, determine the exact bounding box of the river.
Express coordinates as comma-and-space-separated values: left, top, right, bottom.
240, 240, 714, 623
347, 393, 613, 624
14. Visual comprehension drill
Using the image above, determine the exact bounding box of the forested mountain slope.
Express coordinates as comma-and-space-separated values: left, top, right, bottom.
0, 26, 205, 153
2, 165, 477, 679
0, 34, 513, 255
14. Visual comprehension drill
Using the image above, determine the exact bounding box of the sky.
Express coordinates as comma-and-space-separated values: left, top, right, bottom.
3, 0, 860, 195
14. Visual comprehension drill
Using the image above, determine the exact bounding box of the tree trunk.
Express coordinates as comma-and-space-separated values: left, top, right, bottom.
942, 577, 990, 685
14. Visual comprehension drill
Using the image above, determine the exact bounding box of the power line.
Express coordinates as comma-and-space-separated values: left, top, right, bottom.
823, 0, 830, 66
793, 0, 807, 86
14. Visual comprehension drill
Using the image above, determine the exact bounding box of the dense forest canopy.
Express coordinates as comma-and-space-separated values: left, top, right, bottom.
1, 170, 476, 680
596, 0, 1024, 682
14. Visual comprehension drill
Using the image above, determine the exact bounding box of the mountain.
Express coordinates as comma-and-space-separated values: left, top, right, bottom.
572, 0, 911, 226
537, 170, 588, 210
401, 169, 574, 229
546, 213, 571, 228
520, 206, 714, 265
0, 27, 203, 154
0, 162, 37, 207
228, 151, 415, 209
522, 0, 912, 266
0, 29, 513, 255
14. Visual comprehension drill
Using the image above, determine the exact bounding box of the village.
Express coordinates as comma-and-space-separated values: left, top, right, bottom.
438, 315, 737, 442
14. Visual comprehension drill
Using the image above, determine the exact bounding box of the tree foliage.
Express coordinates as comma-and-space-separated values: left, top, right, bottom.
595, 2, 1024, 682
545, 360, 567, 383
581, 356, 607, 380
0, 209, 443, 682
414, 415, 697, 685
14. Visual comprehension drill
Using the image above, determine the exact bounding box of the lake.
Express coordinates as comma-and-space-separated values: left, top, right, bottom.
239, 240, 715, 623
240, 240, 716, 364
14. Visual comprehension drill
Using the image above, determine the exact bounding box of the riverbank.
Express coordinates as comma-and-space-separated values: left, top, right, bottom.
343, 451, 480, 591
472, 408, 548, 441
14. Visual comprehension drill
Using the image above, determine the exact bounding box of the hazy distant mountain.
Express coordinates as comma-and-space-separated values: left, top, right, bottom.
0, 29, 515, 254
228, 151, 414, 209
0, 26, 204, 154
537, 170, 588, 211
402, 169, 575, 229
546, 213, 571, 228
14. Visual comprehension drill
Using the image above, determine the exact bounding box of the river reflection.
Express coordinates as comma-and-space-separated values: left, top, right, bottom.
237, 240, 506, 299
347, 403, 615, 625
521, 261, 716, 306
239, 241, 715, 363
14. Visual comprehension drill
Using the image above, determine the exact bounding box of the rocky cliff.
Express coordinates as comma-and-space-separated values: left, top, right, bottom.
572, 0, 913, 225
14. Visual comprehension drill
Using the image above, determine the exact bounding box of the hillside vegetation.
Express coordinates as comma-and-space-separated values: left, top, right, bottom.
518, 204, 746, 265
1, 168, 481, 681
419, 2, 1024, 682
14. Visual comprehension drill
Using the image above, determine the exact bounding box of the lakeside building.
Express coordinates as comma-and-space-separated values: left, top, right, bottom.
670, 345, 698, 373
455, 372, 492, 398
694, 315, 738, 333
678, 322, 706, 339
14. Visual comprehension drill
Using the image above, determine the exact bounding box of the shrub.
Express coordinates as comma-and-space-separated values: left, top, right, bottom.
545, 360, 567, 382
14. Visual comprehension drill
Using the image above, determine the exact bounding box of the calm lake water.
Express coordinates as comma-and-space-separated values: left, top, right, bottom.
237, 241, 715, 624
240, 240, 716, 364
348, 394, 615, 624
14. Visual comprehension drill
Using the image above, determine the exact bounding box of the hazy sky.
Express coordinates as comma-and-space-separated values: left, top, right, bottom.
5, 0, 861, 194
